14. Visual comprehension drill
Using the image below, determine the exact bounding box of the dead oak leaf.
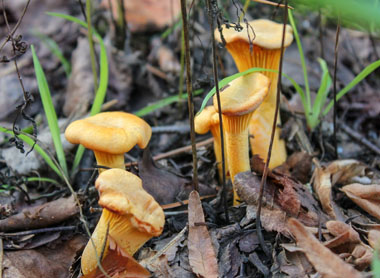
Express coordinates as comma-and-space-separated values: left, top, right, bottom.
341, 183, 380, 220
287, 218, 362, 278
188, 191, 219, 278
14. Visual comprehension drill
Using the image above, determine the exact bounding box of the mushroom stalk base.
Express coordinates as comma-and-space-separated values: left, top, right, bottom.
223, 113, 253, 205
210, 127, 229, 182
81, 209, 152, 275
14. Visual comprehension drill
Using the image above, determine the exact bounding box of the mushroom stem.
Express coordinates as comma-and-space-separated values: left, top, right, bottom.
227, 42, 286, 169
93, 151, 125, 172
210, 127, 228, 182
223, 113, 253, 205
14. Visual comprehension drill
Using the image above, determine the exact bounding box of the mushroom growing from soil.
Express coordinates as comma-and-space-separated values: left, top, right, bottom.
195, 105, 228, 181
213, 72, 269, 205
81, 168, 165, 276
215, 19, 293, 169
65, 111, 152, 172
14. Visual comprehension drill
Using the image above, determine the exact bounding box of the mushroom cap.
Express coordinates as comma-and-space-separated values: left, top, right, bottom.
194, 106, 219, 134
215, 19, 293, 49
65, 112, 152, 154
95, 169, 165, 236
213, 72, 270, 116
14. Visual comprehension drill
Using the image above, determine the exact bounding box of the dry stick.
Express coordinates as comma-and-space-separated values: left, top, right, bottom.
333, 21, 340, 159
256, 0, 289, 259
0, 238, 2, 278
86, 0, 98, 91
205, 0, 229, 223
180, 0, 199, 192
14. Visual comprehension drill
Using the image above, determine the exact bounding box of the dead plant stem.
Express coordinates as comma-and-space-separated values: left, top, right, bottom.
333, 21, 341, 158
205, 0, 229, 222
180, 0, 199, 192
256, 0, 289, 259
86, 0, 98, 91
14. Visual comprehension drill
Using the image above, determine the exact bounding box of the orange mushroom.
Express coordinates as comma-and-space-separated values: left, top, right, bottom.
195, 106, 228, 181
213, 72, 269, 205
65, 111, 152, 172
215, 19, 293, 168
81, 169, 165, 276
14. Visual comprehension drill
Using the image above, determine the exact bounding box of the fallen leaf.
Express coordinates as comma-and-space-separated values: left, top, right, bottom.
326, 221, 361, 244
287, 218, 362, 278
188, 191, 219, 278
139, 148, 215, 204
351, 244, 373, 270
3, 235, 86, 278
341, 183, 380, 220
219, 238, 241, 278
368, 229, 380, 249
0, 195, 79, 232
102, 0, 181, 32
275, 151, 312, 184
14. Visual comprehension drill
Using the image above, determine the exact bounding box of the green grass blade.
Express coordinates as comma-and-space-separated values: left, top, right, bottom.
0, 126, 62, 178
161, 19, 182, 39
308, 58, 332, 129
48, 12, 109, 174
134, 89, 203, 117
26, 177, 61, 186
32, 30, 71, 77
31, 45, 68, 178
323, 59, 380, 116
288, 9, 312, 111
373, 250, 380, 278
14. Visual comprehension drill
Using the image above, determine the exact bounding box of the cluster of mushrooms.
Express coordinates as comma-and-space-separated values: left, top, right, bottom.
65, 112, 165, 277
63, 18, 294, 276
195, 19, 294, 204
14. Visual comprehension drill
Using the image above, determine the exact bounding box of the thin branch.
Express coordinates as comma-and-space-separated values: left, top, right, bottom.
206, 0, 229, 222
180, 0, 199, 192
333, 21, 341, 158
256, 0, 288, 259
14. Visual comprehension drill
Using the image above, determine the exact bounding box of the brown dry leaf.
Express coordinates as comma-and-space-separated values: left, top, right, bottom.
368, 229, 380, 249
0, 195, 79, 232
3, 235, 86, 278
326, 221, 361, 243
139, 149, 215, 205
102, 0, 181, 32
312, 160, 364, 220
341, 183, 380, 220
351, 244, 373, 271
287, 218, 362, 278
84, 237, 150, 278
275, 151, 312, 184
188, 191, 219, 278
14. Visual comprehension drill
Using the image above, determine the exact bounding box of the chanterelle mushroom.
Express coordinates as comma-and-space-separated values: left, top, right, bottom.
65, 111, 152, 172
195, 106, 228, 182
213, 72, 269, 205
81, 169, 165, 275
215, 19, 293, 169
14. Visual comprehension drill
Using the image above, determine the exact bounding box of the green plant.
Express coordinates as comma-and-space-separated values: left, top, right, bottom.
288, 9, 380, 130
31, 45, 69, 178
373, 250, 380, 278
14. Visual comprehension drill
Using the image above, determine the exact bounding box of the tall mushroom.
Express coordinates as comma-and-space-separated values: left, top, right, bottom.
81, 169, 165, 276
215, 19, 293, 168
195, 106, 228, 181
213, 72, 269, 205
65, 111, 152, 172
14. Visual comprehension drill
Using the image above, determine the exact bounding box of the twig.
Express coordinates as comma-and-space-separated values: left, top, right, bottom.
256, 0, 288, 259
339, 121, 380, 156
251, 0, 294, 9
124, 137, 213, 167
180, 0, 199, 192
0, 226, 76, 237
161, 194, 216, 210
0, 238, 3, 278
151, 125, 190, 134
86, 0, 98, 90
206, 0, 229, 223
333, 20, 341, 159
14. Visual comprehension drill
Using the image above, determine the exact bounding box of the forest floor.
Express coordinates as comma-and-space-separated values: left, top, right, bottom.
0, 0, 380, 277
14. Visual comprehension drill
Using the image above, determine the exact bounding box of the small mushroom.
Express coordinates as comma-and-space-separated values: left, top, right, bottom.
213, 72, 269, 205
195, 106, 228, 181
81, 169, 165, 275
65, 111, 152, 172
215, 19, 293, 169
